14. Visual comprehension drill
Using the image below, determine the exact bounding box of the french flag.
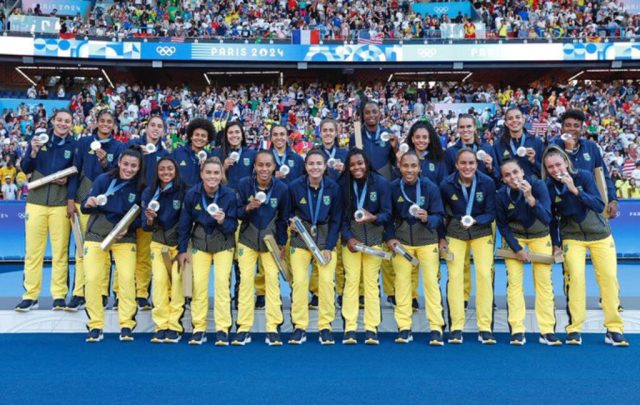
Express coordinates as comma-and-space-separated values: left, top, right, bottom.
292, 29, 320, 45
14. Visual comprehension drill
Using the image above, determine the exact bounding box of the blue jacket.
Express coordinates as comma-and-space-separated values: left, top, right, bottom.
384, 176, 444, 242
22, 133, 76, 205
551, 137, 616, 202
349, 124, 395, 174
171, 145, 211, 188
69, 135, 123, 201
81, 172, 142, 231
493, 133, 544, 178
270, 147, 304, 184
288, 175, 343, 250
391, 150, 448, 185
236, 176, 290, 246
126, 135, 170, 187
141, 183, 185, 234
341, 172, 392, 242
178, 183, 238, 253
320, 145, 348, 181
444, 140, 500, 183
212, 146, 257, 190
495, 177, 552, 252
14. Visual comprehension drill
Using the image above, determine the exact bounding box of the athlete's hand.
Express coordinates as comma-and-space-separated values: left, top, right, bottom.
356, 209, 377, 224
177, 253, 190, 270
347, 238, 361, 253
145, 207, 157, 224
322, 249, 332, 263
333, 161, 345, 173
607, 200, 618, 219
526, 148, 536, 164
552, 245, 563, 258
85, 196, 98, 208
438, 238, 448, 252
53, 177, 68, 186
482, 153, 493, 172
515, 249, 531, 262
386, 239, 400, 250
223, 157, 236, 170
66, 200, 76, 218
245, 198, 262, 212
212, 210, 225, 224
415, 208, 429, 223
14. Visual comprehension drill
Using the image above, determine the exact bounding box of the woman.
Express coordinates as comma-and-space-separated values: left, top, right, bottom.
171, 118, 215, 188
67, 109, 124, 311
386, 151, 445, 345
493, 107, 544, 178
495, 159, 560, 346
177, 157, 238, 346
82, 147, 145, 342
341, 148, 391, 345
270, 124, 304, 184
350, 100, 397, 180
543, 146, 628, 346
445, 114, 499, 182
141, 157, 186, 344
214, 121, 257, 189
287, 150, 342, 345
15, 109, 76, 312
232, 150, 290, 346
440, 148, 496, 344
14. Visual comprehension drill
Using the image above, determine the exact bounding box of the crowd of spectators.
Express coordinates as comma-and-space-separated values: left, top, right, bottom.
5, 0, 638, 41
2, 77, 640, 199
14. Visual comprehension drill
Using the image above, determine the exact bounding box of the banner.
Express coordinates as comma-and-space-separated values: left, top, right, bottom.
0, 99, 70, 116
440, 23, 486, 39
8, 15, 60, 34
432, 103, 495, 116
413, 2, 475, 20
21, 0, 93, 17
0, 200, 638, 261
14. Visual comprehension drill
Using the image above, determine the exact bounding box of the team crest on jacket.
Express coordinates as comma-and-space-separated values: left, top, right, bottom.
180, 160, 187, 166
287, 160, 294, 167
173, 200, 181, 210
64, 150, 71, 159
107, 154, 114, 162
419, 196, 425, 205
270, 198, 278, 208
323, 196, 331, 205
451, 194, 459, 201
195, 203, 202, 210
243, 158, 250, 166
369, 191, 377, 202
583, 152, 591, 161
429, 163, 435, 172
476, 192, 484, 202
128, 193, 136, 203
397, 196, 405, 203
300, 197, 307, 205
503, 150, 510, 157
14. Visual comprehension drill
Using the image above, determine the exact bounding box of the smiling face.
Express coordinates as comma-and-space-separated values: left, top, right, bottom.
191, 128, 209, 150
349, 153, 367, 180
254, 152, 275, 184
226, 124, 243, 148
146, 116, 165, 143
411, 128, 430, 152
457, 117, 476, 144
270, 126, 288, 151
97, 113, 115, 138
200, 161, 222, 190
400, 154, 421, 184
455, 150, 477, 181
157, 159, 176, 186
118, 155, 141, 180
505, 109, 524, 136
320, 122, 337, 146
52, 111, 72, 137
363, 103, 381, 128
501, 161, 524, 189
544, 153, 569, 180
305, 153, 326, 181
561, 117, 583, 140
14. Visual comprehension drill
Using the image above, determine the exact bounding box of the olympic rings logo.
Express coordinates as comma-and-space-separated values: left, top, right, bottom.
156, 46, 177, 56
418, 48, 437, 58
433, 7, 449, 14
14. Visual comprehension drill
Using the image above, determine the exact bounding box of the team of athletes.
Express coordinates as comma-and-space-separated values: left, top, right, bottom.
14, 101, 630, 347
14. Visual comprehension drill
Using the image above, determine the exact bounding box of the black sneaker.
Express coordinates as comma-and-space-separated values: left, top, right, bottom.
151, 330, 166, 343
309, 294, 319, 309
412, 298, 419, 311
265, 332, 283, 346
565, 332, 582, 345
319, 329, 335, 345
342, 331, 358, 345
119, 328, 134, 342
429, 330, 445, 346
52, 299, 66, 311
136, 297, 152, 311
448, 330, 463, 344
359, 295, 365, 309
288, 328, 307, 345
112, 298, 119, 310
102, 296, 108, 308
184, 297, 192, 310
231, 331, 251, 346
65, 296, 86, 312
510, 333, 526, 346
464, 300, 468, 309
188, 331, 207, 345
605, 331, 630, 347
387, 295, 396, 307
478, 331, 496, 345
85, 328, 103, 343
394, 329, 413, 344
165, 330, 182, 343
214, 331, 229, 347
539, 333, 562, 346
15, 299, 39, 312
365, 330, 379, 345
336, 295, 343, 308
255, 295, 265, 309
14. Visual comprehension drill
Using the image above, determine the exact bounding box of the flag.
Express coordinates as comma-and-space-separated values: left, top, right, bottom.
170, 36, 185, 43
531, 121, 548, 136
358, 30, 383, 45
291, 29, 320, 44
